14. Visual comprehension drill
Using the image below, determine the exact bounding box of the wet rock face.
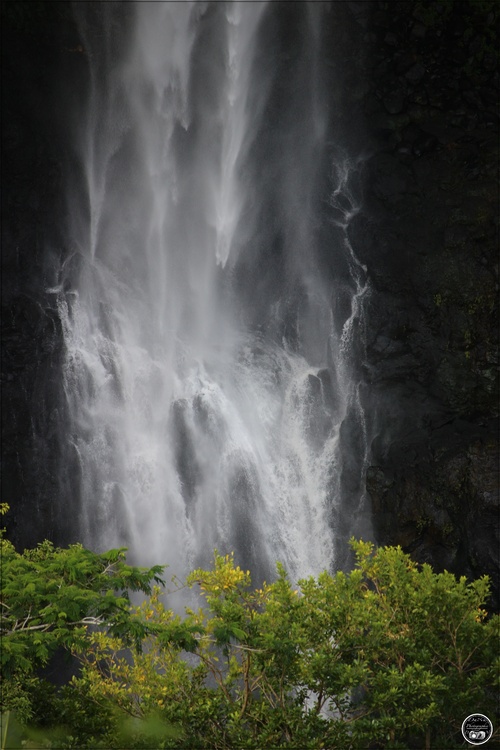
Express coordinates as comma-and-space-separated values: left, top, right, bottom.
1, 6, 80, 548
366, 424, 499, 602
348, 1, 499, 607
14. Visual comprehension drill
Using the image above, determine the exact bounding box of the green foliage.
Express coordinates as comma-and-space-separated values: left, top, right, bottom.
0, 505, 164, 682
0, 539, 164, 679
1, 527, 498, 749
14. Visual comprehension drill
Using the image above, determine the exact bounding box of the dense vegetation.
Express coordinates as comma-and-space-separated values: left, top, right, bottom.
1, 504, 498, 749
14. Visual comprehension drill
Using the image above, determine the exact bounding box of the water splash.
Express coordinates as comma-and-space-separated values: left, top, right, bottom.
58, 1, 370, 582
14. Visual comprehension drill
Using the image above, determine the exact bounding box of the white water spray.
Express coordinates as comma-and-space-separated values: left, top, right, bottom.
58, 1, 370, 582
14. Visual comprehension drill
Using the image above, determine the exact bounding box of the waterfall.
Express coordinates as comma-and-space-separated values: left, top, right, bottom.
56, 1, 370, 582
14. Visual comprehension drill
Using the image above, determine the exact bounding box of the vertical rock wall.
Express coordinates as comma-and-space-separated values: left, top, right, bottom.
346, 0, 499, 607
1, 4, 81, 547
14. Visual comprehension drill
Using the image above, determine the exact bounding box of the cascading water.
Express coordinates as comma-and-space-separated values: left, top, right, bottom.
57, 1, 370, 583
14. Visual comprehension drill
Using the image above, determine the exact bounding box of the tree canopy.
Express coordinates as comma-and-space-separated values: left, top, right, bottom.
1, 504, 498, 749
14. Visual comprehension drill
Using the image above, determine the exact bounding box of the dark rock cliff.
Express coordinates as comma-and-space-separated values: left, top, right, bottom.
345, 0, 499, 607
1, 4, 81, 547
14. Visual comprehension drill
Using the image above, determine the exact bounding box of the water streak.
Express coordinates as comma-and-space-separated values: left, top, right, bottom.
58, 1, 370, 582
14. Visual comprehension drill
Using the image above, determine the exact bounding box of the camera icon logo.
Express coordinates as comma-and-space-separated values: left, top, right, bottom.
462, 714, 493, 745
